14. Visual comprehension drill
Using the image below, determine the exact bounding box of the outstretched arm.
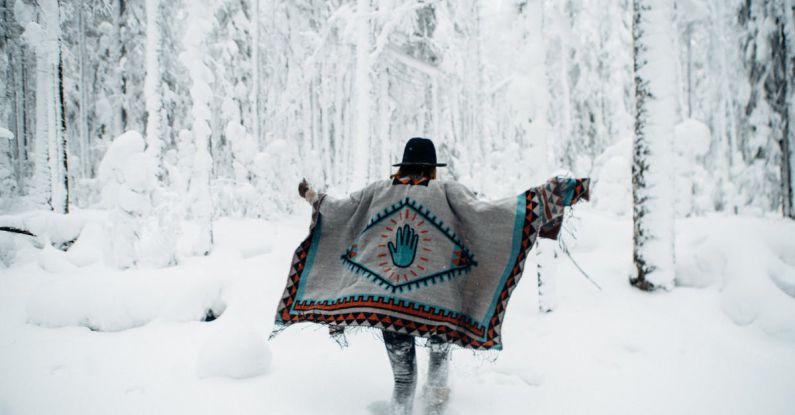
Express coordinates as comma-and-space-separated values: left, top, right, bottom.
534, 177, 590, 232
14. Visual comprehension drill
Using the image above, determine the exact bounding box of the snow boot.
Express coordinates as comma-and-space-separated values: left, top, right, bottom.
422, 385, 450, 415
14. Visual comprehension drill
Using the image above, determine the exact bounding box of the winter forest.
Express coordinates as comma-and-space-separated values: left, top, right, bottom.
1, 0, 794, 414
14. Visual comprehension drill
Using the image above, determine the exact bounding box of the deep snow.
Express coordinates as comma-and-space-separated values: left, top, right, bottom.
0, 207, 794, 414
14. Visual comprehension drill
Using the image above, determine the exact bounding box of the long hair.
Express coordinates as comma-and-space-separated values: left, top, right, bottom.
390, 165, 437, 180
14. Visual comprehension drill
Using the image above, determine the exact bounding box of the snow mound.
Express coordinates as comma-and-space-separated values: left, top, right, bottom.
37, 245, 79, 274
64, 222, 105, 267
197, 328, 272, 379
0, 127, 13, 139
0, 209, 104, 266
97, 132, 145, 183
676, 215, 795, 339
26, 268, 225, 332
591, 137, 632, 216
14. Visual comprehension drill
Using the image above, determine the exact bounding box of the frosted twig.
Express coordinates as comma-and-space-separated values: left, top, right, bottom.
559, 206, 600, 291
561, 242, 602, 291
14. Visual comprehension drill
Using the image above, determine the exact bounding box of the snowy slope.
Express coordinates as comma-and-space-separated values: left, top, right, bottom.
0, 207, 794, 415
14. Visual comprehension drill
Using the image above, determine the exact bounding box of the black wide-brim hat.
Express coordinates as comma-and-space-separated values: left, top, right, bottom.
393, 137, 447, 167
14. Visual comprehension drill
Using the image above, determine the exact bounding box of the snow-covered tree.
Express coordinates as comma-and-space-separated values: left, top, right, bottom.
98, 130, 158, 268
1, 0, 30, 194
144, 0, 164, 171
738, 0, 794, 218
630, 0, 678, 291
251, 0, 261, 149
16, 0, 69, 213
351, 0, 372, 189
181, 0, 214, 255
0, 0, 792, 272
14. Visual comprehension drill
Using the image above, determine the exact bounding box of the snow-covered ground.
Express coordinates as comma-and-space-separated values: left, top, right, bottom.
1, 206, 794, 415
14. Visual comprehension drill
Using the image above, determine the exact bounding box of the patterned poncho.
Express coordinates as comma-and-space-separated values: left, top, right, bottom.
273, 177, 590, 350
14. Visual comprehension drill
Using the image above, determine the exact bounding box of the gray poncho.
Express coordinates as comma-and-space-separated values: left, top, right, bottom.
274, 177, 590, 350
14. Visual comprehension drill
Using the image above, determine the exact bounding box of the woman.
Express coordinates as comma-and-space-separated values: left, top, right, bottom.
276, 137, 590, 415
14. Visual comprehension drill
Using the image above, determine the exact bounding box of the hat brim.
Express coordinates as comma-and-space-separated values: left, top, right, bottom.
392, 162, 447, 167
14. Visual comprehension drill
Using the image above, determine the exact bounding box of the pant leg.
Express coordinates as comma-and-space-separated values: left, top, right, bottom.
427, 336, 450, 388
383, 331, 417, 415
424, 336, 451, 415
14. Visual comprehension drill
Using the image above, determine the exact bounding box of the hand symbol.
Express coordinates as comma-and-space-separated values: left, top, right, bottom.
388, 224, 419, 268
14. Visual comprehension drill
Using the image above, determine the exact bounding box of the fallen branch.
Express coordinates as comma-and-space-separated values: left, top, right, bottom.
0, 226, 37, 237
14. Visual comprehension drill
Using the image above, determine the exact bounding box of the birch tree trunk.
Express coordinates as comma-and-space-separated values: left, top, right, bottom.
631, 0, 677, 291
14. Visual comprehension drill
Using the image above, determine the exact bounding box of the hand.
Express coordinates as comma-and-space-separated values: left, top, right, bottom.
298, 178, 309, 198
388, 224, 419, 268
552, 177, 590, 206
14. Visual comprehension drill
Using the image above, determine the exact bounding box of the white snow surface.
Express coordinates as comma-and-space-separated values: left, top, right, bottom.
1, 208, 794, 414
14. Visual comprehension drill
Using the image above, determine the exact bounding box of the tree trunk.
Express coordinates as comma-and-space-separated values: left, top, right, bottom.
42, 0, 69, 214
77, 0, 89, 178
23, 46, 34, 165
714, 0, 738, 212
252, 0, 261, 149
780, 0, 794, 218
556, 1, 573, 168
144, 0, 163, 175
630, 0, 677, 291
351, 0, 371, 190
685, 23, 693, 118
521, 0, 551, 177
57, 27, 69, 214
111, 0, 124, 137
182, 0, 214, 255
31, 0, 69, 211
32, 41, 51, 209
11, 47, 26, 191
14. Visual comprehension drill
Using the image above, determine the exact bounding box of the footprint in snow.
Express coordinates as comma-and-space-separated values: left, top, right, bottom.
621, 341, 643, 354
49, 365, 66, 376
